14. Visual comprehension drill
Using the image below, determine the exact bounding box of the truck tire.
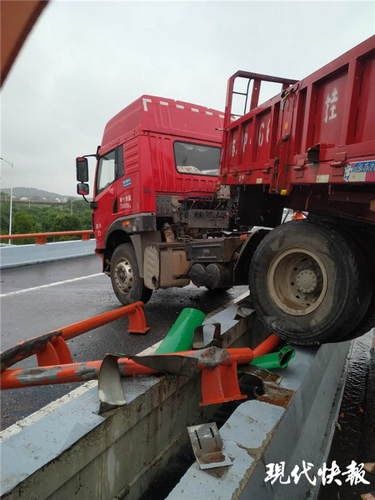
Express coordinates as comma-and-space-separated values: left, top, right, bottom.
110, 243, 152, 305
306, 218, 375, 342
249, 220, 372, 345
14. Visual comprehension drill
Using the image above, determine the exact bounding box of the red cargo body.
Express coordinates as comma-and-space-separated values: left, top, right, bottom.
93, 96, 223, 249
220, 36, 375, 221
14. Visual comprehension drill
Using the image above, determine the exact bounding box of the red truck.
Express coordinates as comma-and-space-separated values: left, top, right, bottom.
77, 36, 375, 345
76, 95, 227, 301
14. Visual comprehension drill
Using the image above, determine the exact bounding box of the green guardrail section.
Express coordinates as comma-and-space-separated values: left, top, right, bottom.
251, 346, 295, 370
156, 308, 205, 354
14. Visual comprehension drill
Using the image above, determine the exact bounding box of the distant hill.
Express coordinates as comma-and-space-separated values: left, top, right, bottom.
0, 187, 74, 203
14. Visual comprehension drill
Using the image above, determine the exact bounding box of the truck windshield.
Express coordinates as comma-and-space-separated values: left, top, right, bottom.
174, 142, 220, 176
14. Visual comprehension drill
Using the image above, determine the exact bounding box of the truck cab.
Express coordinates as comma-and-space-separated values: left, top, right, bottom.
77, 95, 225, 304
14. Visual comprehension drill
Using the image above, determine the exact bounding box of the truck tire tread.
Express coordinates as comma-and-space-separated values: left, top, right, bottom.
249, 220, 371, 345
110, 243, 152, 305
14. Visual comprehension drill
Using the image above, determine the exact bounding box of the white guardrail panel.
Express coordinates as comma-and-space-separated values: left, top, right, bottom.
0, 240, 96, 268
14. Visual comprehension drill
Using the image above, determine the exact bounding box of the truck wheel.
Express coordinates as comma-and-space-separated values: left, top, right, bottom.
110, 243, 152, 305
307, 219, 375, 342
249, 220, 371, 345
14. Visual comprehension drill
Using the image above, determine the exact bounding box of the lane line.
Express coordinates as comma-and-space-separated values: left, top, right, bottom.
1, 273, 104, 298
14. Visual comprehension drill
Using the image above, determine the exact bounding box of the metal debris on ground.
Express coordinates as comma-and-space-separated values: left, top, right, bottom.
187, 422, 232, 470
98, 354, 126, 414
192, 323, 222, 349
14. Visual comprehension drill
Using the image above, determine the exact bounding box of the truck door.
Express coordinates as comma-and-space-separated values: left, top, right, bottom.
93, 146, 124, 247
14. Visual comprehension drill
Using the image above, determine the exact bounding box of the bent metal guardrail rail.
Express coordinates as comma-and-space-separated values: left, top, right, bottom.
0, 230, 94, 244
0, 297, 351, 500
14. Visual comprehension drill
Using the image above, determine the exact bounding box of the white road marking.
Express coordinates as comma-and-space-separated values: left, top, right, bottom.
1, 273, 104, 298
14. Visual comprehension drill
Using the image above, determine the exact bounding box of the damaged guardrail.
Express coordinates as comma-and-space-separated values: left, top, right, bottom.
0, 296, 350, 499
0, 298, 281, 410
0, 301, 150, 388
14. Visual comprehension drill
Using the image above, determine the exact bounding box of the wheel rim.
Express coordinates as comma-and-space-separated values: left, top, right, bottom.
267, 248, 328, 316
114, 258, 134, 294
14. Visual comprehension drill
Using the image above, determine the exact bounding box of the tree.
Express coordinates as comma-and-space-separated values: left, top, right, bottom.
54, 213, 81, 232
0, 201, 10, 234
0, 199, 92, 241
13, 212, 41, 234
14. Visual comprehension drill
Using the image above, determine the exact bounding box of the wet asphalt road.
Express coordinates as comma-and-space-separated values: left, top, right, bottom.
319, 330, 375, 499
0, 255, 246, 429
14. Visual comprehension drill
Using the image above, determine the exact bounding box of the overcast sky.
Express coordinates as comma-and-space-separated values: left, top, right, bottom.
1, 0, 374, 196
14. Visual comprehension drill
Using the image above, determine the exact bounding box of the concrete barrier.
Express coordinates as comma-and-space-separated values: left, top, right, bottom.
168, 341, 350, 499
0, 300, 350, 499
0, 239, 96, 268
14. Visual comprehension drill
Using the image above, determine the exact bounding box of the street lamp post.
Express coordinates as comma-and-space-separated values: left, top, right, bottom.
0, 156, 15, 245
8, 185, 13, 245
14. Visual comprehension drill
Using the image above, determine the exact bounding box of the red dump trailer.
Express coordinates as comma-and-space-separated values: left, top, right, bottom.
77, 36, 374, 345
221, 36, 374, 218
215, 35, 375, 344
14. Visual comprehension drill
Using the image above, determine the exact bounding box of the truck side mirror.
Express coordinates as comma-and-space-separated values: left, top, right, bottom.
76, 157, 89, 182
77, 182, 89, 196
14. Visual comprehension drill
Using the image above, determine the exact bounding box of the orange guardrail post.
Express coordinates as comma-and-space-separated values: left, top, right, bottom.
36, 335, 73, 366
36, 234, 47, 244
59, 301, 150, 340
128, 302, 150, 335
37, 341, 60, 366
200, 360, 247, 406
52, 336, 74, 364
